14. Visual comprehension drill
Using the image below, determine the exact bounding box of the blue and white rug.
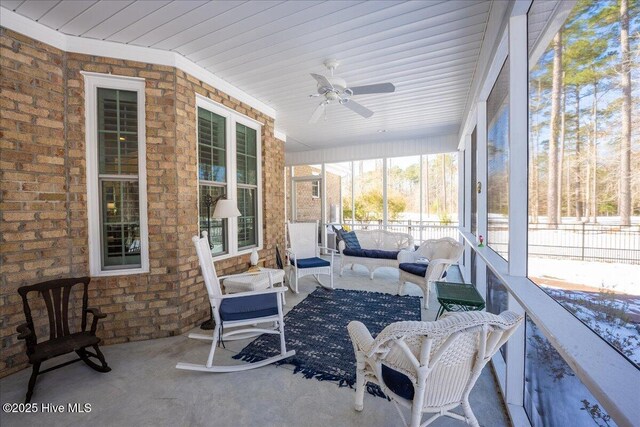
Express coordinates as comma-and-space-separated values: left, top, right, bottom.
233, 287, 421, 397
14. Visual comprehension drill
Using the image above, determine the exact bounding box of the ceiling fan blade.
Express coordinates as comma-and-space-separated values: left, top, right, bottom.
310, 73, 334, 90
341, 99, 373, 118
309, 102, 326, 124
349, 82, 395, 95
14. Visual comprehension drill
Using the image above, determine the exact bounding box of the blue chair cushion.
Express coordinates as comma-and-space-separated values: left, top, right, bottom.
341, 231, 361, 249
399, 262, 447, 278
343, 248, 399, 260
381, 364, 415, 400
292, 257, 331, 269
219, 293, 278, 321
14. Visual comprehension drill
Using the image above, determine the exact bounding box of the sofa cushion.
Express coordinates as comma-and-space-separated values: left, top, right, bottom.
399, 262, 447, 278
341, 231, 361, 249
343, 248, 399, 260
219, 293, 278, 321
381, 364, 415, 400
292, 257, 331, 269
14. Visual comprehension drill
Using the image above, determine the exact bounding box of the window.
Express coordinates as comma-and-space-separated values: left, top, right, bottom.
528, 0, 639, 371
487, 59, 510, 259
311, 180, 320, 198
198, 107, 227, 255
83, 73, 148, 276
236, 123, 258, 249
197, 95, 262, 258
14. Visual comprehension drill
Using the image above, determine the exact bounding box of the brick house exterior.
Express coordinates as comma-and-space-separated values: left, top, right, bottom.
0, 28, 285, 376
287, 165, 342, 224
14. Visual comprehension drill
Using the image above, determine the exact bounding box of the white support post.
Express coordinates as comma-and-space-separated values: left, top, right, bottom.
475, 101, 488, 299
382, 158, 388, 231
419, 155, 424, 245
321, 163, 327, 252
506, 13, 528, 409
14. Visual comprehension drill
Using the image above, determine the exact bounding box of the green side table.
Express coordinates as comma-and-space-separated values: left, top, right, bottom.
435, 281, 485, 320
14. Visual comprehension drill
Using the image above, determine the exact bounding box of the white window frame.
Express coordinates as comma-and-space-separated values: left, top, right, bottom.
196, 94, 263, 261
82, 71, 149, 277
311, 180, 320, 198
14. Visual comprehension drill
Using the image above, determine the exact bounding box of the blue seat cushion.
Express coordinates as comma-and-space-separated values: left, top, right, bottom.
292, 257, 331, 269
343, 248, 399, 260
381, 364, 415, 400
341, 231, 361, 249
399, 262, 447, 278
219, 293, 278, 321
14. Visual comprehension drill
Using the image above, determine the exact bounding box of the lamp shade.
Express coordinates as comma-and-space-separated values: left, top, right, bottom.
213, 199, 241, 219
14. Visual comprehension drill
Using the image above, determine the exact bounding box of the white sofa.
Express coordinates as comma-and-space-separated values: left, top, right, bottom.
338, 229, 414, 279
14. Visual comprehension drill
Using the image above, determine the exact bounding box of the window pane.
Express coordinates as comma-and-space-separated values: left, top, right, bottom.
421, 154, 459, 243
525, 316, 616, 426
238, 187, 257, 248
352, 159, 384, 227
486, 269, 509, 361
487, 60, 510, 259
101, 180, 140, 268
98, 88, 138, 175
198, 107, 226, 182
387, 156, 420, 239
528, 0, 640, 369
236, 123, 257, 185
324, 162, 351, 225
199, 185, 227, 255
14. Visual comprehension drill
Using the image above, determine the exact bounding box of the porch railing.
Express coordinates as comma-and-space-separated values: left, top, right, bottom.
337, 220, 640, 264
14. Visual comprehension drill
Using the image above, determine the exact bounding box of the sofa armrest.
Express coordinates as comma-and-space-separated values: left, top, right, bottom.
338, 241, 346, 252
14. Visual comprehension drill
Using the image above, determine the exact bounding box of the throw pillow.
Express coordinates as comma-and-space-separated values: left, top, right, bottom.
342, 231, 361, 250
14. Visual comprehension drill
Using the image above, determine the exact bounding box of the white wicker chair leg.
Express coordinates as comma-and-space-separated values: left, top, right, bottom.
330, 268, 334, 289
421, 283, 430, 309
462, 398, 480, 427
354, 352, 366, 411
410, 382, 426, 427
397, 281, 405, 296
294, 272, 299, 294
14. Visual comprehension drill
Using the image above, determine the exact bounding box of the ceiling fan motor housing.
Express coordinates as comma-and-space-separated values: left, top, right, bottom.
317, 76, 347, 98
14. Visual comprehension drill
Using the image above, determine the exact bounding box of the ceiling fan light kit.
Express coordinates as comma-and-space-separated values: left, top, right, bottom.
308, 59, 395, 124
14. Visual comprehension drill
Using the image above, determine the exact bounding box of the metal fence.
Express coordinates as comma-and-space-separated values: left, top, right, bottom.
338, 220, 640, 264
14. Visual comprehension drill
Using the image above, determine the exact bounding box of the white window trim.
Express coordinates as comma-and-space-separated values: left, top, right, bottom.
311, 180, 320, 198
196, 94, 263, 262
82, 71, 149, 277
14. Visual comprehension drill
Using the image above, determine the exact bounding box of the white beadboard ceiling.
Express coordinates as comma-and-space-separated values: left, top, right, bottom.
5, 0, 493, 153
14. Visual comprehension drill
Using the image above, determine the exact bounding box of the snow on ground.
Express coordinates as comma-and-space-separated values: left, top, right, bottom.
528, 257, 640, 295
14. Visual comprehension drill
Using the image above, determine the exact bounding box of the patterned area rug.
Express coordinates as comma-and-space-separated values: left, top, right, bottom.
233, 287, 421, 397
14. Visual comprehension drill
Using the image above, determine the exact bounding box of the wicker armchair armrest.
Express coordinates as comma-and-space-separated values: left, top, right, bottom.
347, 321, 374, 354
16, 323, 33, 340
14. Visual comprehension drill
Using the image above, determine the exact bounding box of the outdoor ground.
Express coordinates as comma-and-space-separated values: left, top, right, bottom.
0, 263, 509, 427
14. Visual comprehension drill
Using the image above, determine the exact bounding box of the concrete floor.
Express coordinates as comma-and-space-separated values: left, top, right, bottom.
0, 263, 510, 427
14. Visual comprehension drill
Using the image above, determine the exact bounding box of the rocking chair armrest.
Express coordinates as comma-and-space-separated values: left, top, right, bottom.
16, 323, 34, 340
85, 307, 107, 319
85, 307, 106, 334
318, 246, 338, 253
347, 321, 375, 354
218, 287, 287, 300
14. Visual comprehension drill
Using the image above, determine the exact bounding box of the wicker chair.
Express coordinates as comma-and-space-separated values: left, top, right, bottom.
348, 311, 523, 427
16, 277, 110, 403
398, 237, 463, 309
286, 221, 336, 293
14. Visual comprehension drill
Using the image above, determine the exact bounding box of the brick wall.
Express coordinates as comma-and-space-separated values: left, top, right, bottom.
0, 28, 284, 376
289, 165, 341, 223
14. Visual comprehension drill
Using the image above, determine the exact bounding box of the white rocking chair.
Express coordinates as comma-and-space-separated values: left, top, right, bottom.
348, 311, 523, 427
286, 221, 336, 293
176, 232, 295, 373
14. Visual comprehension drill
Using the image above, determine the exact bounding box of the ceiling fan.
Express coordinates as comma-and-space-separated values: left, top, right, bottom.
308, 59, 395, 124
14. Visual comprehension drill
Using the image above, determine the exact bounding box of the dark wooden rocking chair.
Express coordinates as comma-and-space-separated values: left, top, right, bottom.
17, 277, 111, 403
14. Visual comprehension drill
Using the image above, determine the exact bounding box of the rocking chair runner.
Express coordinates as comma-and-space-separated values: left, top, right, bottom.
16, 277, 111, 403
176, 232, 294, 372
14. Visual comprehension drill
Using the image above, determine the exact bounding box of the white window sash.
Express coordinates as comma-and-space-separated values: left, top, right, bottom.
195, 94, 262, 261
82, 71, 149, 276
